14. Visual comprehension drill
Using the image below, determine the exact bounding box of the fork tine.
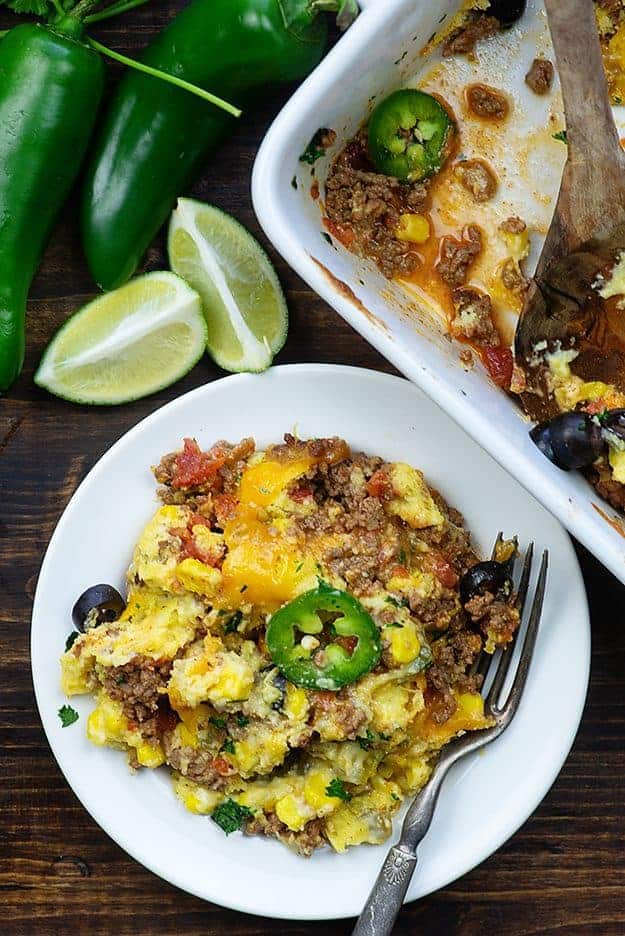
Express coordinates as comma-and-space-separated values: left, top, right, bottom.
490, 532, 504, 559
500, 549, 549, 723
468, 533, 503, 679
486, 543, 534, 711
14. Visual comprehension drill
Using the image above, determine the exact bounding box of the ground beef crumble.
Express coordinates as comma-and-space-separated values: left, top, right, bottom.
162, 729, 234, 789
455, 159, 498, 202
244, 813, 326, 858
103, 656, 172, 728
451, 287, 500, 347
525, 58, 554, 95
325, 129, 429, 278
442, 12, 501, 57
466, 83, 510, 120
437, 225, 483, 289
587, 459, 625, 512
310, 690, 368, 740
464, 591, 520, 645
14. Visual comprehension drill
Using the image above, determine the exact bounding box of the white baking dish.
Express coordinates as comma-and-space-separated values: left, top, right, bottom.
252, 0, 625, 584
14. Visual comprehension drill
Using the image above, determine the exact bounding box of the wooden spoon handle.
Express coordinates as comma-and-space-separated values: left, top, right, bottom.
542, 0, 625, 256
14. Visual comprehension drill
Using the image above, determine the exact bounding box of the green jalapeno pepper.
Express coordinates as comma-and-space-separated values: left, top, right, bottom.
81, 0, 358, 291
266, 582, 382, 691
0, 20, 105, 393
368, 88, 454, 183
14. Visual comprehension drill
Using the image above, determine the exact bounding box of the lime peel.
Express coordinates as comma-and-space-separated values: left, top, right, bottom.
173, 199, 273, 372
168, 198, 288, 374
35, 271, 207, 405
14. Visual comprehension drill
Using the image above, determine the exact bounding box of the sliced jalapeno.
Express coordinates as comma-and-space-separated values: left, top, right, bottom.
368, 89, 454, 183
266, 582, 382, 691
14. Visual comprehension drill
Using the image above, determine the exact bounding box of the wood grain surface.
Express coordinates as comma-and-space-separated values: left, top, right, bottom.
2, 6, 625, 935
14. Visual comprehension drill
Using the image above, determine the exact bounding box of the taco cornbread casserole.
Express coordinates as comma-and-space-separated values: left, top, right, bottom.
61, 434, 519, 855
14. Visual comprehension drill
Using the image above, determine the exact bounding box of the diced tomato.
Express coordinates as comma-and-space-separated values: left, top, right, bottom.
189, 512, 212, 529
212, 756, 234, 777
173, 522, 221, 566
583, 399, 608, 415
290, 485, 314, 503
335, 635, 358, 655
214, 493, 237, 526
323, 217, 355, 248
172, 438, 228, 489
424, 551, 459, 589
481, 346, 514, 389
367, 468, 391, 499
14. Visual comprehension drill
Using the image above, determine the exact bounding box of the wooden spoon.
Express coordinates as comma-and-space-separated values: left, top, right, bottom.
515, 0, 625, 419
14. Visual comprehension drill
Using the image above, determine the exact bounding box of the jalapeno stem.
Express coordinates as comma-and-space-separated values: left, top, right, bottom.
86, 38, 242, 117
310, 0, 359, 29
50, 0, 66, 19
84, 0, 150, 24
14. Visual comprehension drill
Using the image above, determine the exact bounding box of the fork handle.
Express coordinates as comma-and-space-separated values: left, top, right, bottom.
351, 845, 418, 936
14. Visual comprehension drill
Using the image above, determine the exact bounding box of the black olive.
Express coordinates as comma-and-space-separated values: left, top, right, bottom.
488, 0, 527, 26
72, 584, 126, 633
459, 560, 513, 606
530, 412, 605, 471
271, 672, 288, 711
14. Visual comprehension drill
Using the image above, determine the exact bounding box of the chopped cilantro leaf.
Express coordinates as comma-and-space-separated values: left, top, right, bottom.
553, 130, 567, 144
58, 704, 79, 728
300, 128, 332, 165
240, 584, 248, 593
391, 793, 401, 802
115, 675, 127, 685
326, 778, 352, 801
210, 716, 227, 729
295, 561, 304, 573
224, 610, 243, 634
384, 595, 409, 609
321, 232, 332, 245
386, 622, 403, 629
291, 175, 298, 189
358, 729, 376, 750
221, 738, 235, 754
398, 550, 407, 565
64, 631, 79, 652
211, 799, 253, 835
236, 715, 250, 728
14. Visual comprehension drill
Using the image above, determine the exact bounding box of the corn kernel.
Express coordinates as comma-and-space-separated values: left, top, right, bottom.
395, 213, 431, 244
501, 228, 529, 262
457, 691, 485, 719
388, 623, 421, 665
275, 794, 311, 831
175, 558, 221, 597
284, 684, 309, 721
609, 447, 625, 484
303, 771, 335, 811
136, 742, 165, 768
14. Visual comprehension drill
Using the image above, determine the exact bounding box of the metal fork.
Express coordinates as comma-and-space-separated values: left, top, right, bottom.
351, 539, 548, 936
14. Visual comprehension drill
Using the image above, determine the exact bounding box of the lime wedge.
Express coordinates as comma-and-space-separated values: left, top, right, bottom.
35, 272, 206, 405
167, 198, 288, 373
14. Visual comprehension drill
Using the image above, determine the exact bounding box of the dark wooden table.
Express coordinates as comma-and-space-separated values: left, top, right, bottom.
2, 7, 625, 934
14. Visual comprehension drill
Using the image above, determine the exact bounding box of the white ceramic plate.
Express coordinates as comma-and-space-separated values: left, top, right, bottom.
32, 365, 589, 921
